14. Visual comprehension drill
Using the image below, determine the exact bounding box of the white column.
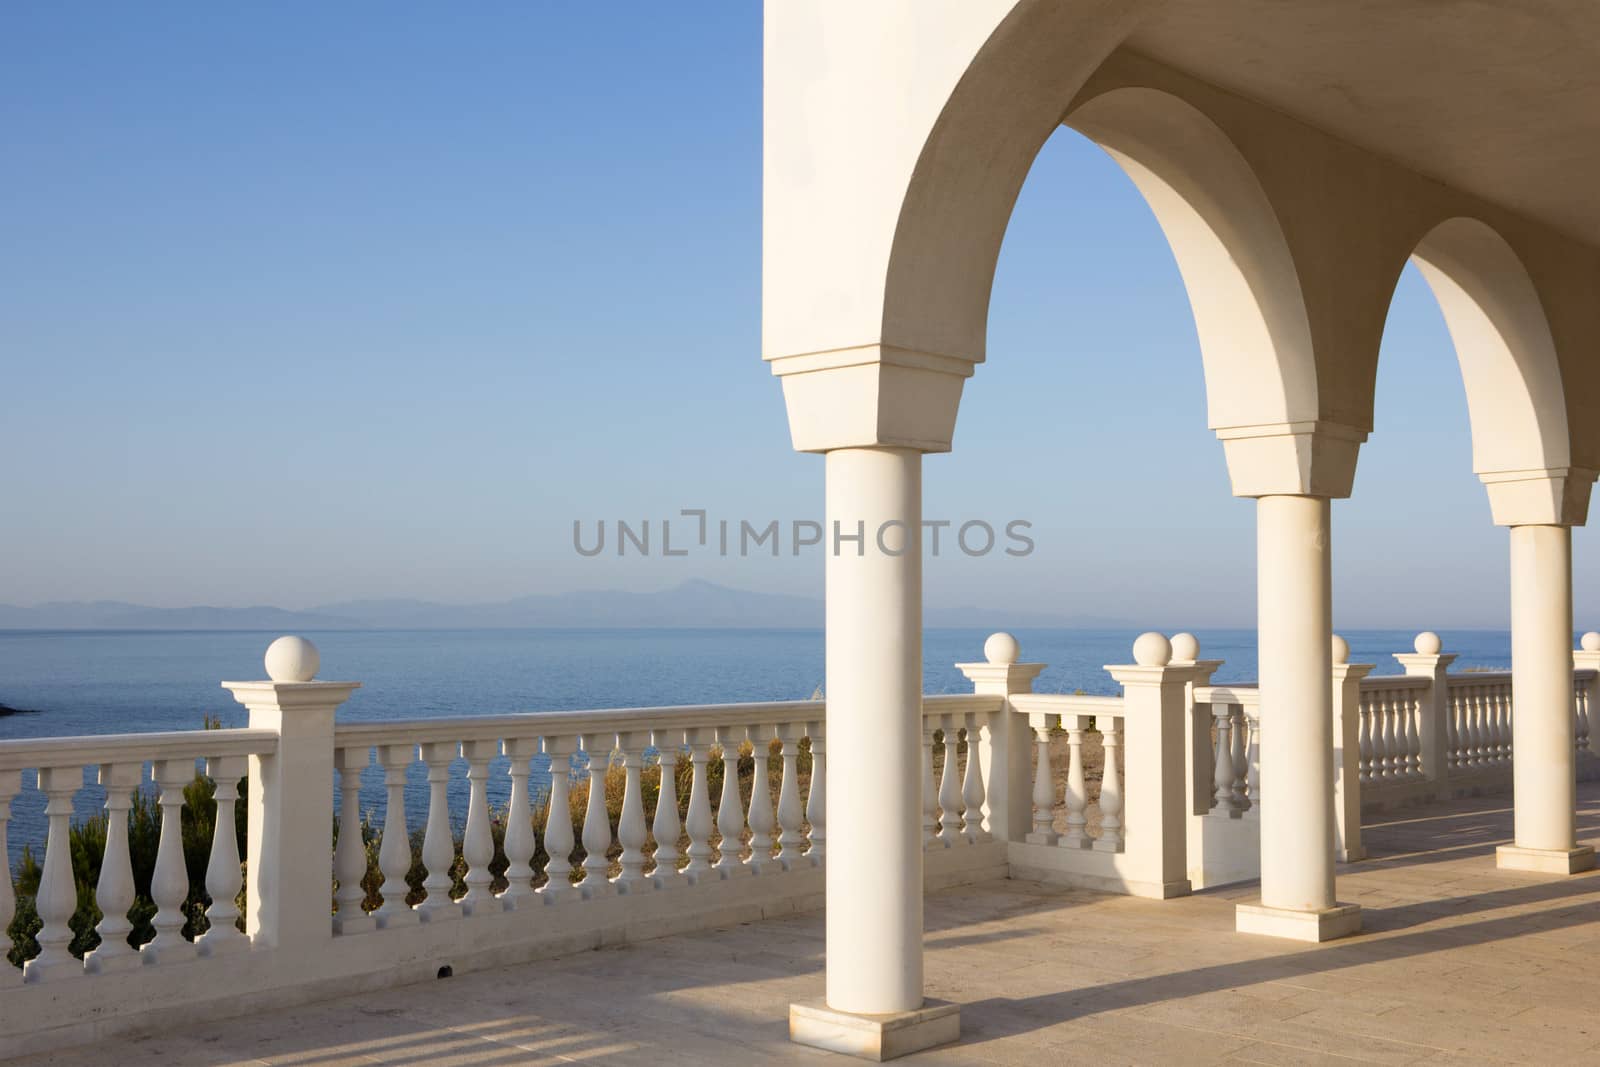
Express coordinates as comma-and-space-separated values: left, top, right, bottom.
1236, 495, 1360, 941
1499, 525, 1595, 872
224, 637, 358, 952
823, 446, 923, 1015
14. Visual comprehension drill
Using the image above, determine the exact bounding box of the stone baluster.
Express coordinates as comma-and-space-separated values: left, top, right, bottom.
805, 723, 826, 863
681, 729, 715, 880
333, 748, 372, 935
613, 732, 652, 893
459, 739, 498, 912
1378, 695, 1396, 780
1094, 719, 1124, 852
651, 730, 684, 887
920, 720, 940, 848
145, 759, 198, 964
1358, 704, 1374, 783
501, 737, 539, 907
198, 755, 248, 954
28, 767, 85, 980
540, 736, 576, 901
745, 725, 777, 873
960, 713, 987, 842
1245, 708, 1262, 816
1061, 714, 1090, 848
1452, 687, 1465, 771
775, 722, 807, 866
1025, 715, 1058, 845
1400, 694, 1419, 779
1574, 678, 1590, 755
84, 763, 141, 973
1479, 686, 1495, 765
374, 743, 419, 927
936, 715, 962, 847
580, 737, 614, 897
1211, 705, 1236, 811
1230, 706, 1249, 808
713, 726, 750, 877
0, 772, 16, 988
1498, 686, 1514, 762
419, 742, 461, 920
1468, 686, 1485, 767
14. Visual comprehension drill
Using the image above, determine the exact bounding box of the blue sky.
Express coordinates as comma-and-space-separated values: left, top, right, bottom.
3, 4, 1594, 630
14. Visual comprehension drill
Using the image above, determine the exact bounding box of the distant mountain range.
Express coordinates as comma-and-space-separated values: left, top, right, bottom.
0, 580, 1128, 631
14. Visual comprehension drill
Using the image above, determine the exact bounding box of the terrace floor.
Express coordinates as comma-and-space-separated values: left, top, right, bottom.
19, 785, 1600, 1066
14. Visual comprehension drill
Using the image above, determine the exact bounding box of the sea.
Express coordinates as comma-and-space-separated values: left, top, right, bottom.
0, 627, 1517, 868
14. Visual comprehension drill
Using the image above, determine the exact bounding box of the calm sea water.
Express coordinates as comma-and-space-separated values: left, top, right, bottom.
0, 627, 1516, 868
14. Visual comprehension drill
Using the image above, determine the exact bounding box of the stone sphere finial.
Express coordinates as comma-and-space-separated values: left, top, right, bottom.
1331, 634, 1349, 666
1583, 632, 1600, 653
1132, 632, 1172, 668
265, 635, 320, 683
1414, 631, 1442, 656
983, 632, 1019, 665
1170, 632, 1199, 663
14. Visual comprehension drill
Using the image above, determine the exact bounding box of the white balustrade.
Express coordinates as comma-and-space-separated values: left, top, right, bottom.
502, 737, 539, 907
418, 742, 460, 920
961, 714, 987, 842
745, 726, 777, 873
805, 725, 826, 862
682, 730, 714, 879
774, 723, 806, 867
541, 736, 577, 900
333, 749, 371, 935
579, 736, 614, 897
459, 739, 497, 911
713, 726, 747, 877
1061, 714, 1090, 848
936, 717, 962, 848
921, 720, 941, 849
374, 743, 418, 927
84, 764, 140, 973
199, 756, 248, 955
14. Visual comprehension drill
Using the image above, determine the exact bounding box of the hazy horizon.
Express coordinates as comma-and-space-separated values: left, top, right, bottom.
7, 6, 1600, 631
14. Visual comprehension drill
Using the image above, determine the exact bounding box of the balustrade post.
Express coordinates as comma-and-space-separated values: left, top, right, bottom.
1394, 632, 1456, 783
956, 634, 1044, 843
1573, 633, 1600, 757
1104, 634, 1192, 898
84, 763, 141, 973
223, 637, 358, 953
1330, 637, 1373, 863
1170, 633, 1226, 819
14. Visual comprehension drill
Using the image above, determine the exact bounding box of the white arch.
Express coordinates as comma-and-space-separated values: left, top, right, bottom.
1408, 218, 1570, 476
1066, 87, 1318, 431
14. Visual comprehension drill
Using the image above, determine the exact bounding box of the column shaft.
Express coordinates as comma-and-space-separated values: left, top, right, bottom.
1510, 524, 1576, 851
1256, 495, 1336, 912
824, 447, 923, 1014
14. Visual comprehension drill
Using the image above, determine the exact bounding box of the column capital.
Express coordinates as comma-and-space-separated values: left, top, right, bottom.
768, 343, 975, 453
1393, 652, 1458, 675
1479, 467, 1596, 527
1214, 420, 1368, 498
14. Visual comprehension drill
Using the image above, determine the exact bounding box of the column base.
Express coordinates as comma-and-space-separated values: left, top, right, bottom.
1496, 844, 1596, 874
1236, 901, 1361, 943
790, 999, 960, 1061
